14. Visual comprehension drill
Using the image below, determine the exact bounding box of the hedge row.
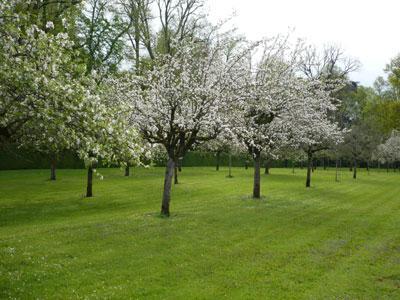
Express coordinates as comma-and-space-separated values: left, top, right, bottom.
0, 145, 370, 170
0, 147, 254, 170
0, 146, 84, 170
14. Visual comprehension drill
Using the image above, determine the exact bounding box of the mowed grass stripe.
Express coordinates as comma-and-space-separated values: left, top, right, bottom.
1, 167, 399, 299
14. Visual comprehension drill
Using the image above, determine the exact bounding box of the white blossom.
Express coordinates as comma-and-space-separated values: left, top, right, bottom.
45, 21, 54, 29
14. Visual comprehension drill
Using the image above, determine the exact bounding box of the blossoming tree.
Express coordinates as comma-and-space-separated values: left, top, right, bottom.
374, 130, 400, 170
0, 1, 144, 193
296, 45, 359, 187
230, 37, 305, 198
75, 86, 144, 197
115, 39, 245, 216
0, 1, 87, 179
289, 79, 345, 187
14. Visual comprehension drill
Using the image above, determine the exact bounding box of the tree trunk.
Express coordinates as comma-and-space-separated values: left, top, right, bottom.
367, 161, 370, 175
174, 164, 178, 185
125, 165, 130, 177
161, 158, 175, 217
86, 166, 93, 198
264, 161, 269, 175
306, 152, 312, 188
135, 25, 140, 74
353, 159, 357, 179
323, 157, 327, 170
253, 152, 261, 198
335, 157, 339, 182
292, 161, 295, 174
216, 151, 220, 171
50, 156, 56, 181
228, 153, 233, 177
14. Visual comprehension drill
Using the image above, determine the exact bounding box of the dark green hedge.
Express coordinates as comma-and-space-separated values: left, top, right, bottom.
0, 146, 345, 170
0, 146, 84, 170
0, 147, 254, 170
180, 151, 251, 168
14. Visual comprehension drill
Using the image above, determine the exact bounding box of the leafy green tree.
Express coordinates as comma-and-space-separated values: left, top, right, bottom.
77, 0, 132, 77
363, 100, 400, 134
385, 54, 400, 100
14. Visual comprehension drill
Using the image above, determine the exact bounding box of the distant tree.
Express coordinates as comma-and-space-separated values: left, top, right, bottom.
77, 0, 132, 78
261, 152, 275, 175
364, 100, 400, 134
201, 132, 239, 173
373, 76, 390, 98
278, 147, 306, 174
230, 37, 305, 198
120, 0, 207, 64
385, 54, 400, 100
374, 130, 400, 171
340, 122, 380, 179
292, 80, 345, 187
299, 45, 359, 82
77, 81, 144, 197
298, 45, 358, 187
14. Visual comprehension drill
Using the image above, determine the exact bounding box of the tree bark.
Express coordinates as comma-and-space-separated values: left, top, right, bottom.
216, 151, 220, 171
264, 161, 269, 175
50, 156, 56, 181
125, 165, 130, 177
335, 157, 339, 182
174, 164, 179, 185
353, 159, 357, 179
86, 166, 93, 197
306, 151, 312, 188
227, 153, 233, 177
161, 158, 175, 217
253, 152, 261, 198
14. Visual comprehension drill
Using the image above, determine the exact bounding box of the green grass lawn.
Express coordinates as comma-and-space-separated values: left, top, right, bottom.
1, 167, 400, 299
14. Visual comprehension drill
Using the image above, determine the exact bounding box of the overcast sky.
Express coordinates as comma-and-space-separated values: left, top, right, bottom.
206, 0, 400, 86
